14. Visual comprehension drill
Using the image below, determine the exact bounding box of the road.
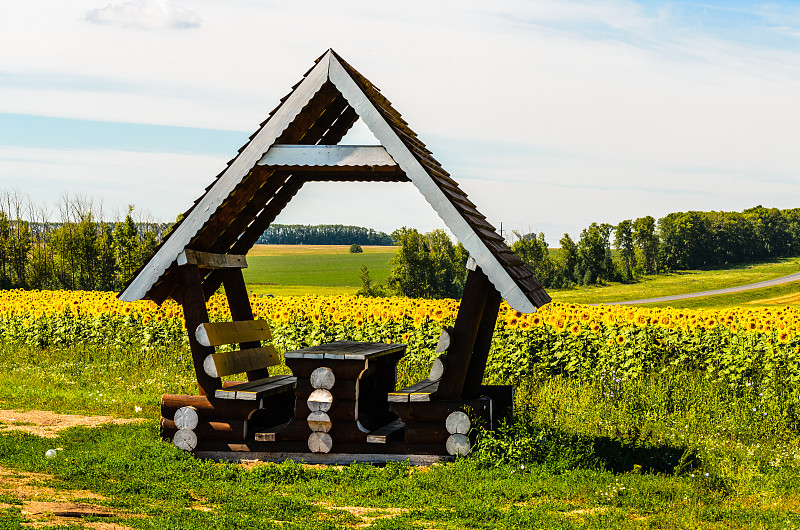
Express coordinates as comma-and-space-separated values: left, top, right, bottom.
604, 272, 800, 306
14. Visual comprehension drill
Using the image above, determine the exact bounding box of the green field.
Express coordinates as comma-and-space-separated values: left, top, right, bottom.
243, 244, 397, 296
243, 245, 800, 307
550, 257, 800, 307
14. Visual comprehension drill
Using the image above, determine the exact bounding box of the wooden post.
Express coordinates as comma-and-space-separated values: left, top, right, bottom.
219, 268, 270, 381
179, 264, 221, 397
461, 284, 502, 398
436, 267, 491, 400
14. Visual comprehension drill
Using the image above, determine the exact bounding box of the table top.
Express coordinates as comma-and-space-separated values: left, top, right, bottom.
284, 340, 406, 361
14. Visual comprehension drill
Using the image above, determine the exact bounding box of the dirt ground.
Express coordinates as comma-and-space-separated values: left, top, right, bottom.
0, 409, 142, 438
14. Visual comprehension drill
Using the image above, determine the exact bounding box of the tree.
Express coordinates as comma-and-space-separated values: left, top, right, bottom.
614, 220, 636, 281
511, 231, 557, 287
632, 216, 659, 274
577, 222, 613, 285
387, 228, 467, 299
557, 233, 580, 286
350, 243, 363, 253
355, 265, 385, 297
114, 206, 140, 286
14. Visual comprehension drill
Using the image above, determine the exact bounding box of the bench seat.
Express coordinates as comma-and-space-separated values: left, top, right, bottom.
215, 374, 297, 401
387, 379, 439, 403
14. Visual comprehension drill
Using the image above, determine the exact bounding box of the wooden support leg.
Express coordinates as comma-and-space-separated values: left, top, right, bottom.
461, 284, 502, 399
436, 267, 491, 400
179, 264, 221, 397
220, 268, 270, 381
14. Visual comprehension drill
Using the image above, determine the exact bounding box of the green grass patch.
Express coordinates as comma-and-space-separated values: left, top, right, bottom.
1, 342, 800, 527
550, 257, 800, 306
243, 244, 397, 296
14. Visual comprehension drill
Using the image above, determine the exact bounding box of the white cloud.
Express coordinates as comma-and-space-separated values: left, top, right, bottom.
85, 0, 200, 30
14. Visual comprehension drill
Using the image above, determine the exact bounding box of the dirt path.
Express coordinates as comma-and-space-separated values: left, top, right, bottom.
604, 271, 800, 306
0, 409, 142, 438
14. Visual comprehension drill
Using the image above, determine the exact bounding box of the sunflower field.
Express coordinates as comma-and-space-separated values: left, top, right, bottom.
1, 289, 799, 404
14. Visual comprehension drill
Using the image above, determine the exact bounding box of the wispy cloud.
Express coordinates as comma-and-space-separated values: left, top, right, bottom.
85, 0, 200, 30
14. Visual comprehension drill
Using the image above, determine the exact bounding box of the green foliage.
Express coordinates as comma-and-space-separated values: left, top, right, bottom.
387, 228, 467, 299
258, 224, 393, 245
355, 265, 385, 297
349, 243, 363, 253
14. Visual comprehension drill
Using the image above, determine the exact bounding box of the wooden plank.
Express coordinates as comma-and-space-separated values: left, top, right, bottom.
436, 268, 491, 400
196, 320, 272, 347
388, 379, 439, 402
119, 52, 332, 302
160, 394, 257, 422
366, 418, 404, 444
215, 375, 296, 401
161, 418, 247, 442
258, 145, 396, 167
193, 451, 452, 465
461, 282, 502, 398
327, 52, 541, 314
177, 249, 247, 269
210, 345, 280, 378
178, 264, 220, 397
219, 267, 271, 381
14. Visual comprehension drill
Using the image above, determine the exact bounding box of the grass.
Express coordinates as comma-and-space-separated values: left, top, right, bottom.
0, 342, 799, 528
243, 245, 397, 296
241, 245, 800, 306
549, 257, 800, 307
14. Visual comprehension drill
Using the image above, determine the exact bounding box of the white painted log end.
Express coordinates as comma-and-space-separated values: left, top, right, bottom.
307, 388, 333, 412
307, 411, 332, 433
435, 328, 452, 353
310, 367, 335, 389
429, 355, 447, 382
174, 406, 199, 430
203, 355, 218, 378
445, 434, 471, 456
195, 323, 212, 348
173, 429, 198, 452
445, 411, 470, 435
308, 432, 333, 453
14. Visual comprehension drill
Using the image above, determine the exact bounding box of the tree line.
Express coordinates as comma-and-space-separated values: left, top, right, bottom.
257, 224, 393, 246
0, 192, 165, 291
371, 205, 800, 299
512, 205, 800, 289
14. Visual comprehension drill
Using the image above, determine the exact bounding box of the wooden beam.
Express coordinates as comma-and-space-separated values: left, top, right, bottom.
220, 268, 270, 381
177, 249, 247, 269
258, 145, 396, 168
461, 282, 502, 399
436, 268, 491, 400
196, 320, 272, 348
202, 176, 305, 297
178, 264, 221, 397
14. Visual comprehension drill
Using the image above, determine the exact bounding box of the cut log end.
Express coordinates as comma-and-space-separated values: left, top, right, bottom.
174, 406, 199, 430
307, 411, 332, 433
310, 367, 335, 390
445, 434, 471, 456
195, 323, 212, 348
428, 355, 447, 382
308, 432, 333, 453
307, 388, 333, 412
436, 328, 453, 353
203, 354, 218, 378
173, 429, 198, 452
445, 411, 470, 435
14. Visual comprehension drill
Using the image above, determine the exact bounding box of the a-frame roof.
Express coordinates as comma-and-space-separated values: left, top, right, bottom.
119, 50, 550, 313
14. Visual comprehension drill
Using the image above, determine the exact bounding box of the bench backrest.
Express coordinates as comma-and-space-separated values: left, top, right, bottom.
196, 320, 280, 378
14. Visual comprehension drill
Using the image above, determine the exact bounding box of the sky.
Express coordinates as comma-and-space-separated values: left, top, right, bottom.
2, 0, 800, 242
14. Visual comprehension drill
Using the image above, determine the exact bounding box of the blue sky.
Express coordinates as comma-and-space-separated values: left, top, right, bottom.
2, 0, 800, 240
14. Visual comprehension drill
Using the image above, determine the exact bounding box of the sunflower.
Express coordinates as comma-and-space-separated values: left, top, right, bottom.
569, 323, 581, 336
616, 335, 626, 345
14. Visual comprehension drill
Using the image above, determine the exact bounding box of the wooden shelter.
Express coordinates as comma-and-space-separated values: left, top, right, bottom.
120, 50, 550, 464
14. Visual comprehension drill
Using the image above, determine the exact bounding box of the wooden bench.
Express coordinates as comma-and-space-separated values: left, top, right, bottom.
195, 320, 297, 402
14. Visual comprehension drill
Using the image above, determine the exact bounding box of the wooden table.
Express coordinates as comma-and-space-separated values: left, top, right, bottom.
277, 340, 406, 453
